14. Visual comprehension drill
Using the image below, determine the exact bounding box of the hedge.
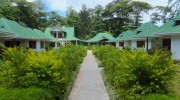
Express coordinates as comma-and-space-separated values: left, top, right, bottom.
93, 45, 175, 99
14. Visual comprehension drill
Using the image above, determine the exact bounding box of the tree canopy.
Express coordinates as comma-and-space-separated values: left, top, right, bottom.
0, 0, 178, 39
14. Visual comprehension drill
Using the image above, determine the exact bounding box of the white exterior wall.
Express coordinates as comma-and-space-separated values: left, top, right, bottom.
131, 40, 137, 49
54, 42, 58, 48
124, 40, 131, 48
115, 41, 119, 48
171, 35, 180, 60
144, 38, 153, 50
35, 40, 41, 51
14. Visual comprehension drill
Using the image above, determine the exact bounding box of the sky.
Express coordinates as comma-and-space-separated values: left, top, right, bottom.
27, 0, 169, 24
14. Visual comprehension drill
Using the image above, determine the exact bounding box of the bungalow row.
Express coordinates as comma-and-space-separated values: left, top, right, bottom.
0, 18, 79, 51
112, 14, 180, 60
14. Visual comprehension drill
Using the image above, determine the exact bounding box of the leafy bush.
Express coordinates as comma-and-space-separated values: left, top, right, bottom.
94, 46, 175, 99
0, 43, 7, 57
0, 87, 54, 100
139, 94, 178, 100
0, 45, 86, 99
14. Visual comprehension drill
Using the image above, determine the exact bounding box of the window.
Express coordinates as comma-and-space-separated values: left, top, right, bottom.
40, 41, 44, 48
51, 32, 56, 38
137, 41, 145, 47
119, 42, 124, 47
136, 31, 141, 34
57, 43, 61, 47
49, 42, 55, 47
111, 42, 116, 46
163, 39, 171, 50
71, 41, 76, 45
4, 41, 20, 47
58, 33, 63, 38
29, 41, 36, 49
175, 20, 180, 26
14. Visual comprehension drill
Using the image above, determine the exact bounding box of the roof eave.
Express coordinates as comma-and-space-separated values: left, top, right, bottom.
156, 32, 180, 36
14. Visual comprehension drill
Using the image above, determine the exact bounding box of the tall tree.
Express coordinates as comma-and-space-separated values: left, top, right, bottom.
0, 0, 19, 20
66, 7, 80, 26
151, 0, 180, 23
103, 0, 134, 37
151, 6, 171, 23
131, 1, 152, 26
47, 11, 66, 26
66, 7, 80, 37
167, 0, 180, 19
92, 5, 105, 33
78, 4, 93, 39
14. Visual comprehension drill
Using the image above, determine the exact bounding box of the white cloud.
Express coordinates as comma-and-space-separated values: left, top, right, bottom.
46, 0, 113, 12
26, 0, 36, 2
133, 0, 168, 7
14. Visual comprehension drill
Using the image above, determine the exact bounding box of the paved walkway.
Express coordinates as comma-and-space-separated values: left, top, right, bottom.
69, 50, 109, 100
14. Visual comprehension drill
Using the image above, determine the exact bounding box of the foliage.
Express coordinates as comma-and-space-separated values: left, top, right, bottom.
139, 94, 178, 100
172, 64, 180, 99
47, 11, 67, 26
151, 0, 180, 23
0, 45, 86, 99
0, 87, 54, 100
78, 4, 94, 39
0, 43, 6, 55
93, 45, 175, 99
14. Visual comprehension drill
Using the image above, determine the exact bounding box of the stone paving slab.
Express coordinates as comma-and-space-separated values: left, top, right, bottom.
68, 50, 109, 100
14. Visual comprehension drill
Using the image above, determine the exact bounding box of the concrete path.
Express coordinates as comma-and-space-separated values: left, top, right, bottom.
69, 50, 109, 100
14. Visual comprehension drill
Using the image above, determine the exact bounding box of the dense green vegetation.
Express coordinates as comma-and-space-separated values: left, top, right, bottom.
0, 45, 86, 99
93, 45, 177, 100
0, 0, 179, 39
0, 87, 54, 100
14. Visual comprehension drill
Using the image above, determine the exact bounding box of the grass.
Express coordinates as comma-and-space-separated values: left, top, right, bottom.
139, 94, 179, 100
0, 87, 54, 100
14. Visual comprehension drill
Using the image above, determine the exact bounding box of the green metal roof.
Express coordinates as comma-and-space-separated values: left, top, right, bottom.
135, 22, 158, 32
86, 32, 115, 42
157, 25, 180, 35
44, 27, 79, 41
33, 29, 59, 42
136, 14, 180, 37
111, 30, 136, 42
111, 22, 157, 41
0, 18, 34, 39
0, 18, 54, 41
0, 19, 15, 34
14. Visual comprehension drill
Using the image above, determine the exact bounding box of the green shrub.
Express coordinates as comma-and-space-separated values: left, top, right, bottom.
0, 45, 86, 99
94, 46, 175, 99
139, 94, 178, 100
0, 87, 54, 100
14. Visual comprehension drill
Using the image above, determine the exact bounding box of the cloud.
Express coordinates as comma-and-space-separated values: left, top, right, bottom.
46, 0, 113, 12
132, 0, 168, 6
26, 0, 36, 2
